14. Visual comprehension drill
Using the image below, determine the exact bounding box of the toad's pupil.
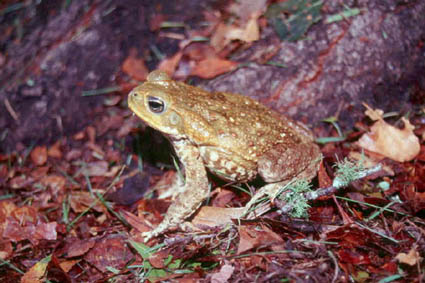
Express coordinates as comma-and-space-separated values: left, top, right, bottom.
147, 96, 165, 113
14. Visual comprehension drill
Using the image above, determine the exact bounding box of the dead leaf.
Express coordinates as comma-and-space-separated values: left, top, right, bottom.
47, 141, 62, 158
9, 175, 35, 189
3, 220, 34, 242
395, 246, 422, 266
210, 188, 237, 207
158, 50, 183, 77
34, 222, 57, 241
121, 210, 151, 233
148, 249, 171, 268
21, 255, 51, 283
30, 166, 50, 179
59, 259, 80, 273
211, 262, 235, 283
318, 161, 332, 188
237, 224, 284, 254
363, 103, 384, 121
65, 148, 82, 161
357, 105, 420, 162
192, 206, 244, 227
226, 15, 260, 43
86, 126, 96, 144
11, 206, 38, 224
211, 13, 260, 51
64, 238, 96, 258
122, 48, 149, 81
84, 161, 109, 176
85, 234, 132, 273
39, 175, 66, 192
70, 191, 104, 213
31, 146, 47, 166
228, 0, 268, 23
191, 56, 238, 79
73, 131, 85, 140
0, 240, 13, 260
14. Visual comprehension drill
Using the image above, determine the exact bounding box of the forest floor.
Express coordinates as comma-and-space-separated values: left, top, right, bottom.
0, 0, 424, 282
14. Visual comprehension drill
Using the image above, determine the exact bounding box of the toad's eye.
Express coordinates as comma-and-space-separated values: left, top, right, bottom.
147, 96, 166, 113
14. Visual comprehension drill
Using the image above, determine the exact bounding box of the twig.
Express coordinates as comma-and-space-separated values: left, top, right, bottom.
306, 163, 382, 201
4, 98, 19, 121
276, 164, 382, 216
328, 250, 339, 283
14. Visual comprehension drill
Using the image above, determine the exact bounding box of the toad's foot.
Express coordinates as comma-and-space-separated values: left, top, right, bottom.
142, 221, 200, 243
243, 181, 292, 218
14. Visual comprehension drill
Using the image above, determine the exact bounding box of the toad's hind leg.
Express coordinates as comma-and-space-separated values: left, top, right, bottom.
142, 139, 209, 242
244, 141, 321, 217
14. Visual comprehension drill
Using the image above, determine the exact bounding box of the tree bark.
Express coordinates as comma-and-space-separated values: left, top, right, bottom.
0, 0, 424, 152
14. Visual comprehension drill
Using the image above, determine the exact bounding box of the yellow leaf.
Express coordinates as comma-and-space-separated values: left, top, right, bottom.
21, 255, 51, 283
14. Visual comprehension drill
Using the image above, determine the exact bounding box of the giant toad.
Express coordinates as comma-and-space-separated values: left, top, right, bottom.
128, 70, 321, 241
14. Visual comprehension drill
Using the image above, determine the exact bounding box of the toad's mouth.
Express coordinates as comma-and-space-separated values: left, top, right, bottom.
127, 91, 144, 117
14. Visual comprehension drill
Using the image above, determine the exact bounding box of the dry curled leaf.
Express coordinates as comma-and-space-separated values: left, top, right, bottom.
396, 246, 422, 266
357, 104, 420, 162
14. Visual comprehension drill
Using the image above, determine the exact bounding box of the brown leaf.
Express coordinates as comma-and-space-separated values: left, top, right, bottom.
158, 51, 183, 77
357, 115, 420, 162
228, 0, 267, 23
210, 262, 235, 283
40, 175, 66, 191
11, 206, 38, 224
85, 234, 132, 273
318, 161, 332, 188
30, 166, 50, 179
30, 146, 47, 166
337, 249, 371, 265
86, 126, 96, 144
0, 201, 16, 221
59, 259, 80, 273
9, 175, 35, 189
396, 246, 422, 266
70, 191, 104, 213
122, 48, 149, 81
192, 206, 244, 227
363, 103, 384, 121
191, 56, 238, 79
210, 188, 237, 207
148, 249, 171, 268
3, 220, 34, 242
65, 148, 82, 161
34, 222, 57, 241
47, 141, 62, 158
64, 238, 96, 258
225, 15, 260, 43
237, 224, 283, 254
121, 210, 151, 233
73, 131, 85, 140
211, 11, 261, 52
0, 240, 13, 260
84, 161, 109, 177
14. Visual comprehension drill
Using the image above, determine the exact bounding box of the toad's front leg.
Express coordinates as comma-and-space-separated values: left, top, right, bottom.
142, 139, 209, 242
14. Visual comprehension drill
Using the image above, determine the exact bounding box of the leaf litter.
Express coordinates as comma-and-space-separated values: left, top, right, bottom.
0, 1, 424, 282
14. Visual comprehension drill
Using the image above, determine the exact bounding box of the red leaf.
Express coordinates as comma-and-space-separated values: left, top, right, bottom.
31, 146, 48, 166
